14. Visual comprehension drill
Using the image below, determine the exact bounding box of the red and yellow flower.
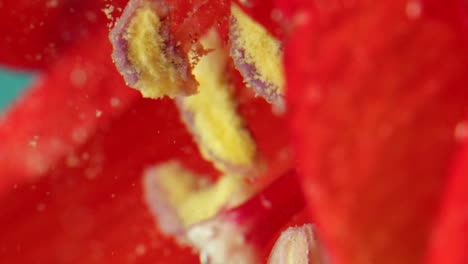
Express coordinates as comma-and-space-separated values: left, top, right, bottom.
0, 0, 467, 264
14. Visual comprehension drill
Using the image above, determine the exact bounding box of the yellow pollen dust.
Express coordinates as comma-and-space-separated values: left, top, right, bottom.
231, 4, 285, 96
179, 31, 256, 172
125, 6, 186, 98
154, 162, 250, 227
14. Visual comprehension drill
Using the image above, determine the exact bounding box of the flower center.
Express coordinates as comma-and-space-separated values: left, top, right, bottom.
109, 1, 308, 263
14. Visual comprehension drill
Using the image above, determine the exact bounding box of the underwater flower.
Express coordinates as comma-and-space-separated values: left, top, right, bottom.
0, 0, 467, 264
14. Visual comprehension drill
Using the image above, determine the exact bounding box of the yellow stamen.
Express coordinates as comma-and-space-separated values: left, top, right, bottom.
125, 5, 190, 98
231, 4, 285, 97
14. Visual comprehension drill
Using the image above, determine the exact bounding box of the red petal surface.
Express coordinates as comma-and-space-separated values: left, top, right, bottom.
169, 0, 230, 52
0, 28, 139, 195
0, 0, 128, 70
0, 97, 207, 264
426, 130, 468, 264
286, 1, 468, 264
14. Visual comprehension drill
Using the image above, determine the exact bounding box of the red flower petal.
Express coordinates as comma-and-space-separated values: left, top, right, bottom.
0, 27, 139, 194
0, 97, 208, 264
169, 0, 231, 51
426, 130, 468, 264
286, 1, 468, 264
0, 0, 128, 70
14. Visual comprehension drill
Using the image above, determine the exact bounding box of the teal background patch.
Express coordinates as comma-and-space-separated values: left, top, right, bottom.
0, 68, 33, 111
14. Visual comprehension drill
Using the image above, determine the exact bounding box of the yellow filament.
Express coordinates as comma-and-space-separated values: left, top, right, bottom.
180, 31, 256, 172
